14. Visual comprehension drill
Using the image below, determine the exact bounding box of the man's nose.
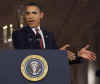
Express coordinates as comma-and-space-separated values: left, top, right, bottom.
28, 13, 34, 19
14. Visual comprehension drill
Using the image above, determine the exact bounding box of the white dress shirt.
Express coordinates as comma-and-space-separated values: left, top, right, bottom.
32, 26, 46, 48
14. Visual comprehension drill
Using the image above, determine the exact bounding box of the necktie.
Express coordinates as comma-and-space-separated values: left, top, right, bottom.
35, 29, 43, 49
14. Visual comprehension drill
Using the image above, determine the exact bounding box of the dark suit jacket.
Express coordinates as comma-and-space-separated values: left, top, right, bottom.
12, 26, 58, 49
12, 26, 82, 64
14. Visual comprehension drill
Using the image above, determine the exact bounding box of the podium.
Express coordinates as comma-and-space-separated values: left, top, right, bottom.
0, 50, 70, 84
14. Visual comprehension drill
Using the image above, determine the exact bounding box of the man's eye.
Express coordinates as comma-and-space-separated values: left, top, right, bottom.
25, 12, 30, 15
32, 12, 37, 14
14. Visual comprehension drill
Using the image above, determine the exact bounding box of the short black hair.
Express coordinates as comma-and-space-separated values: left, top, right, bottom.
24, 2, 43, 12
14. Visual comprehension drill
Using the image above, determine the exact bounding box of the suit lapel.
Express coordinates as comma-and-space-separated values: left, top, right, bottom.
42, 30, 49, 48
24, 26, 35, 36
23, 26, 49, 48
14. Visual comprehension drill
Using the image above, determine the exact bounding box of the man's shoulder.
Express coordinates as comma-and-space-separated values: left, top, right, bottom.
13, 26, 30, 34
12, 27, 28, 37
13, 29, 23, 35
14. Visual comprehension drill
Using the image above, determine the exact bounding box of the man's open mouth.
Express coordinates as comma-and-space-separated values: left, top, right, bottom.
28, 20, 35, 23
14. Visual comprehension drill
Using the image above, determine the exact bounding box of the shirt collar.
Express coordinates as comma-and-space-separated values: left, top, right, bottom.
32, 26, 41, 34
32, 26, 40, 30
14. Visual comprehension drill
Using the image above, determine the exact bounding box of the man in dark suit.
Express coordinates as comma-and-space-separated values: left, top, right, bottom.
12, 2, 96, 61
12, 25, 58, 49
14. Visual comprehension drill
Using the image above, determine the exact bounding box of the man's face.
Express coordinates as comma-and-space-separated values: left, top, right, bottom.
24, 6, 43, 28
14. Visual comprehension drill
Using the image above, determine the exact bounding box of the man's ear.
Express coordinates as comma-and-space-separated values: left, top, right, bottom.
40, 12, 44, 19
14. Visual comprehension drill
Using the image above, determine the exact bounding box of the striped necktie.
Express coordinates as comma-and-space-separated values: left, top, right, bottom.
35, 29, 43, 49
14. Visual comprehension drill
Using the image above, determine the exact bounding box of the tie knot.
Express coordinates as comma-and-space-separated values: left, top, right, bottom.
35, 28, 39, 33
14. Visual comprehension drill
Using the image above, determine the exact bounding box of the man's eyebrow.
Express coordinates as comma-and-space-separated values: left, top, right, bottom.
25, 11, 37, 14
25, 11, 30, 14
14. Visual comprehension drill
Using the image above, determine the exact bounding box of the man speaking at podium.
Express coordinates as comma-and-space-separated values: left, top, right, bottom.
12, 2, 96, 61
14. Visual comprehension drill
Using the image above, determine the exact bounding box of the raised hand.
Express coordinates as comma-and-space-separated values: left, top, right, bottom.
78, 44, 96, 61
59, 44, 70, 50
60, 44, 76, 61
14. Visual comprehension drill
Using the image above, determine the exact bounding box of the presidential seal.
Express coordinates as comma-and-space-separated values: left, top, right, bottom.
21, 55, 48, 81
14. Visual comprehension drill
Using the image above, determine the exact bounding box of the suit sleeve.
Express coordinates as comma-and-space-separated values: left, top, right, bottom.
50, 32, 58, 49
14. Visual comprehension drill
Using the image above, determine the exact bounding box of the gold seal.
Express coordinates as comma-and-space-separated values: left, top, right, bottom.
21, 55, 48, 81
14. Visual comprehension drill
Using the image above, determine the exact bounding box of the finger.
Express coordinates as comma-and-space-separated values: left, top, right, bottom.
67, 50, 76, 60
83, 44, 90, 50
84, 52, 96, 59
78, 53, 90, 59
62, 44, 70, 49
79, 51, 96, 61
86, 50, 96, 58
81, 50, 95, 56
85, 55, 94, 60
87, 54, 96, 61
89, 55, 96, 61
60, 44, 70, 50
88, 57, 95, 62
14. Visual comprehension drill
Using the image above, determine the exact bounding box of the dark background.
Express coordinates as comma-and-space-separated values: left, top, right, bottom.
0, 0, 97, 48
0, 0, 97, 46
